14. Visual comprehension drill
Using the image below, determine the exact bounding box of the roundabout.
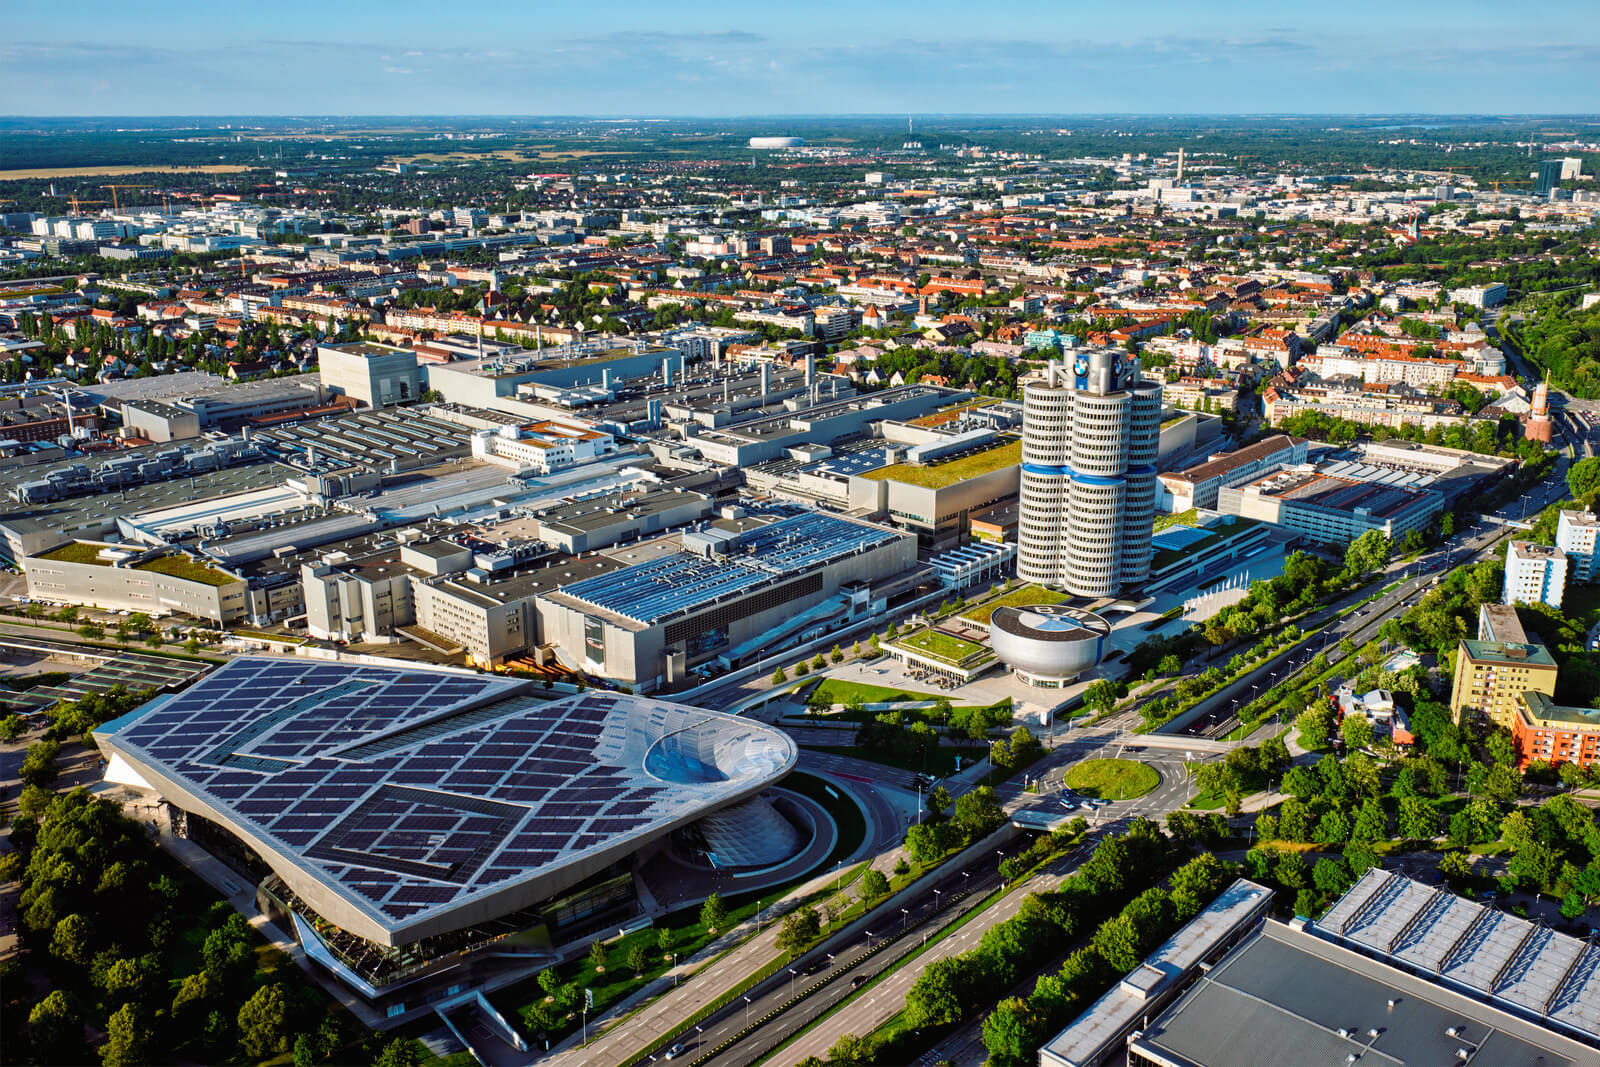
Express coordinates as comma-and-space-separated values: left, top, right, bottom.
1061, 758, 1160, 800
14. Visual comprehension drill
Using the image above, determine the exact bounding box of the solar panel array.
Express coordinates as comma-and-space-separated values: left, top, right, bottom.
1316, 867, 1600, 1044
561, 511, 901, 624
105, 657, 792, 936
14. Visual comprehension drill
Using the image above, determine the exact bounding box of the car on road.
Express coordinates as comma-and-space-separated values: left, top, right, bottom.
850, 975, 867, 989
801, 958, 831, 974
1086, 798, 1109, 809
1058, 798, 1078, 811
664, 1043, 687, 1059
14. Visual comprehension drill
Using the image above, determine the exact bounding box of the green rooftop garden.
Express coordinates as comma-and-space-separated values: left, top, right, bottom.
133, 555, 238, 587
959, 583, 1067, 624
1153, 508, 1199, 532
1150, 516, 1263, 572
37, 541, 116, 566
859, 438, 1022, 489
893, 628, 991, 665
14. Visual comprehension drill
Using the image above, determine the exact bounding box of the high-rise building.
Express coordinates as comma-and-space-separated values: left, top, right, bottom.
1536, 159, 1564, 197
1556, 509, 1599, 582
1503, 539, 1567, 610
1018, 351, 1162, 597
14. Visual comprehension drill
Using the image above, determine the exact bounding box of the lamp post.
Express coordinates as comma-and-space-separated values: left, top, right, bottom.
788, 966, 798, 1001
743, 994, 753, 1030
933, 888, 942, 910
901, 906, 910, 933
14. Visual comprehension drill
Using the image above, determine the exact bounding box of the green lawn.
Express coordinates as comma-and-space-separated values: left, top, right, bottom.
808, 678, 1007, 712
894, 628, 987, 664
1063, 758, 1160, 799
134, 554, 238, 586
807, 743, 986, 777
959, 583, 1066, 624
858, 438, 1022, 488
37, 540, 114, 565
1153, 508, 1199, 532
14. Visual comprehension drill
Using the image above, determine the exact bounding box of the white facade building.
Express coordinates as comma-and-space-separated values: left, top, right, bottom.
469, 419, 615, 474
1503, 539, 1567, 610
1018, 352, 1162, 597
1557, 509, 1599, 583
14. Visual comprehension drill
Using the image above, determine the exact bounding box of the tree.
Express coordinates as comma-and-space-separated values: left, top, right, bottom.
1275, 850, 1308, 889
1313, 857, 1354, 897
905, 954, 984, 1027
1092, 914, 1141, 972
1567, 456, 1600, 501
700, 892, 728, 934
1083, 678, 1119, 715
906, 821, 950, 866
830, 644, 844, 664
1344, 530, 1392, 577
983, 996, 1042, 1067
811, 653, 826, 670
1351, 797, 1388, 843
294, 1034, 318, 1067
1398, 796, 1441, 843
28, 989, 88, 1066
953, 785, 1005, 840
657, 927, 676, 957
1341, 714, 1374, 752
771, 665, 787, 685
20, 739, 61, 786
777, 907, 822, 959
100, 1003, 152, 1067
373, 1038, 425, 1067
50, 911, 95, 966
589, 939, 608, 971
237, 984, 292, 1059
859, 868, 891, 904
627, 942, 650, 976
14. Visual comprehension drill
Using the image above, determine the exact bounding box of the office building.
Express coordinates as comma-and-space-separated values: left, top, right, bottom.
318, 341, 421, 408
1556, 509, 1599, 583
93, 658, 799, 1022
1449, 636, 1559, 729
1018, 352, 1162, 597
1502, 540, 1567, 610
1155, 434, 1308, 512
1536, 159, 1565, 197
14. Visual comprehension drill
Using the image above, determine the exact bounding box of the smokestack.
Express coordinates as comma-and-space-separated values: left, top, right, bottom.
662, 357, 674, 388
760, 363, 771, 398
805, 352, 816, 389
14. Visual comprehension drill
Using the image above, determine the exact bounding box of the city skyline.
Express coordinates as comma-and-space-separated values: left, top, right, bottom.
4, 0, 1600, 116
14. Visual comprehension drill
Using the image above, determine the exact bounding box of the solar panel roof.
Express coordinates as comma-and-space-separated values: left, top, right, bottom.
97, 657, 796, 946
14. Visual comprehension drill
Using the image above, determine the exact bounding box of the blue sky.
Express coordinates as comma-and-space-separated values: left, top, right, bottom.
4, 0, 1598, 116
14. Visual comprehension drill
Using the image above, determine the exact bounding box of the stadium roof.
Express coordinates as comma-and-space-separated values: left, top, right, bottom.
96, 658, 794, 947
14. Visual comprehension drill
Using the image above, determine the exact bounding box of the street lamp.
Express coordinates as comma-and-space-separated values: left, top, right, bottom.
788, 967, 798, 1001
933, 888, 942, 910
901, 906, 910, 933
864, 929, 873, 950
743, 995, 753, 1029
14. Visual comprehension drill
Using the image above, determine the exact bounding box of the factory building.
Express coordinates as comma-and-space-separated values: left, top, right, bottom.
537, 511, 918, 691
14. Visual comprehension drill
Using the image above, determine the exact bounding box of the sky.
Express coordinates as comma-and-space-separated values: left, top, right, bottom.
3, 0, 1599, 117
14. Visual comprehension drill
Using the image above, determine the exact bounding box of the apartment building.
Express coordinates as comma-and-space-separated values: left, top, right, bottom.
1157, 434, 1308, 512
1503, 540, 1567, 610
1556, 509, 1599, 583
1449, 638, 1559, 729
1513, 692, 1600, 769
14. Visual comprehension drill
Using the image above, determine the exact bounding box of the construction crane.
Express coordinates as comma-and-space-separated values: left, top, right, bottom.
64, 196, 106, 215
101, 184, 148, 212
1491, 180, 1532, 208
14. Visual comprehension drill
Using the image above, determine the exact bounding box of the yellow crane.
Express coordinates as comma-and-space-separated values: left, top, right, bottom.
101, 184, 149, 212
64, 196, 106, 215
1491, 180, 1531, 207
